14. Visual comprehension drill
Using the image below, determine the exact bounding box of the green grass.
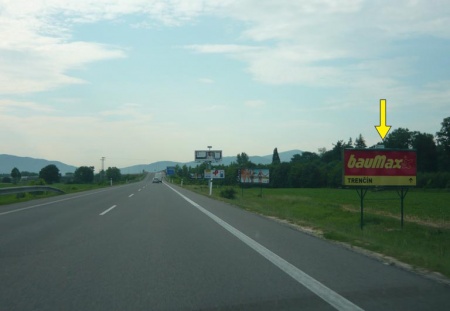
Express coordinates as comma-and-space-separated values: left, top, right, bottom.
185, 184, 450, 278
0, 175, 146, 206
0, 183, 111, 205
0, 180, 148, 205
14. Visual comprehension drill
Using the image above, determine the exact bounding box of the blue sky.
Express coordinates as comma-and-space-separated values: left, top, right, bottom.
1, 0, 449, 169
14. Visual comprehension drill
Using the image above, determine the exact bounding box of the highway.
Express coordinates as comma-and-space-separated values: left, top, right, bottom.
1, 174, 449, 311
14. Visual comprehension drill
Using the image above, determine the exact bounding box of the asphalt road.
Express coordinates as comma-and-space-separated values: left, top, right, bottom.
1, 174, 449, 311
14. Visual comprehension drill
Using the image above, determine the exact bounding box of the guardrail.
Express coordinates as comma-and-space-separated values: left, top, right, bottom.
0, 186, 65, 195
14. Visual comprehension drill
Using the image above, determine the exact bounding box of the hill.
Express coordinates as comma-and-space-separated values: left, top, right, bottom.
1, 150, 303, 176
121, 150, 303, 174
0, 154, 77, 175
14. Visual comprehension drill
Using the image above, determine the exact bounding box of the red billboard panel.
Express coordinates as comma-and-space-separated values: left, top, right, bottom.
343, 149, 417, 186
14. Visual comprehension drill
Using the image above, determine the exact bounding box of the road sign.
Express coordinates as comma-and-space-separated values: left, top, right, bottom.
166, 167, 176, 176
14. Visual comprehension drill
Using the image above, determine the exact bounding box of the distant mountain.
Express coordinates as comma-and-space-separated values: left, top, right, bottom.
1, 150, 303, 175
120, 161, 181, 174
0, 154, 77, 175
121, 149, 303, 174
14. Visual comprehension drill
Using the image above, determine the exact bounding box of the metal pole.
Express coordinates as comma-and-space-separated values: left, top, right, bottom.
357, 188, 367, 230
360, 189, 364, 230
208, 146, 212, 196
399, 187, 409, 229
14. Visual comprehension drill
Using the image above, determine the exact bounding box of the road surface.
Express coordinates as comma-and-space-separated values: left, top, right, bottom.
1, 174, 449, 310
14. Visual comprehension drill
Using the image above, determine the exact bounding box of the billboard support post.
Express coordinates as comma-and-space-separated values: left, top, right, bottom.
397, 187, 409, 228
356, 188, 368, 230
195, 147, 222, 196
343, 148, 416, 229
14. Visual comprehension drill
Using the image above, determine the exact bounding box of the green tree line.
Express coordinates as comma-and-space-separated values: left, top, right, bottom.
2, 165, 135, 185
173, 117, 450, 189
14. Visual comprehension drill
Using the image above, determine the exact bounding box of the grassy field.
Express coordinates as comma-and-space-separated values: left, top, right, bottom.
185, 184, 450, 278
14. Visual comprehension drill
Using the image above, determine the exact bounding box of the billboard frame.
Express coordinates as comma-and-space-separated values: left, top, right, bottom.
342, 148, 417, 229
195, 150, 222, 163
342, 148, 417, 187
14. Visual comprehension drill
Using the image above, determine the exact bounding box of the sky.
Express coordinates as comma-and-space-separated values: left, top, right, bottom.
1, 0, 449, 169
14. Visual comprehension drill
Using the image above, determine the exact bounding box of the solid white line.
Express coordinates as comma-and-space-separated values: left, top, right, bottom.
165, 184, 364, 311
0, 188, 114, 217
99, 205, 117, 216
129, 194, 134, 198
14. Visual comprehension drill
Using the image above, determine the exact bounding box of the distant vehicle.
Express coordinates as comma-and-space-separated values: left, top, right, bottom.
152, 172, 163, 183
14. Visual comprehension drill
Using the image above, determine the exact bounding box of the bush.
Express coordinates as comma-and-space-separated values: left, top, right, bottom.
220, 188, 237, 199
417, 172, 450, 188
16, 193, 26, 199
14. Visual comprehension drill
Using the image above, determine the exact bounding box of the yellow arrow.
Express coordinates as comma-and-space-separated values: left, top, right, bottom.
375, 99, 391, 140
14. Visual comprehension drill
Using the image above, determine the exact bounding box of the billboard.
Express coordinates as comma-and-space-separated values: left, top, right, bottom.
343, 149, 417, 186
195, 150, 222, 162
240, 169, 270, 184
204, 169, 225, 179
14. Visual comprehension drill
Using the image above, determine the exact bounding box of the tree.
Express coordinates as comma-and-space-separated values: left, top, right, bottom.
411, 132, 438, 172
322, 140, 346, 163
236, 152, 254, 168
436, 116, 450, 151
347, 137, 354, 148
270, 162, 290, 188
354, 134, 367, 149
74, 166, 94, 183
11, 167, 21, 184
272, 148, 281, 165
106, 167, 122, 182
384, 128, 412, 149
291, 152, 319, 163
436, 117, 450, 171
181, 164, 189, 178
39, 164, 60, 184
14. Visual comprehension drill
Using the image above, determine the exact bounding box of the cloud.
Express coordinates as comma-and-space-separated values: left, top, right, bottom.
198, 105, 228, 112
186, 44, 264, 54
5, 0, 448, 96
0, 2, 128, 94
100, 103, 154, 122
0, 0, 225, 95
186, 0, 450, 93
244, 100, 265, 108
0, 100, 56, 114
198, 78, 214, 84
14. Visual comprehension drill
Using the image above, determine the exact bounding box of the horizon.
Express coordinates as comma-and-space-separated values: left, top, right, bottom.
1, 1, 449, 168
0, 149, 303, 172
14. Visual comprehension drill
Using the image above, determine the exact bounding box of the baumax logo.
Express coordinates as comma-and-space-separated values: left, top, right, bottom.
347, 154, 410, 169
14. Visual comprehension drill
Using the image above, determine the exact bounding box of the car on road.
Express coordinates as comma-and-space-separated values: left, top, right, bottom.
153, 172, 163, 183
